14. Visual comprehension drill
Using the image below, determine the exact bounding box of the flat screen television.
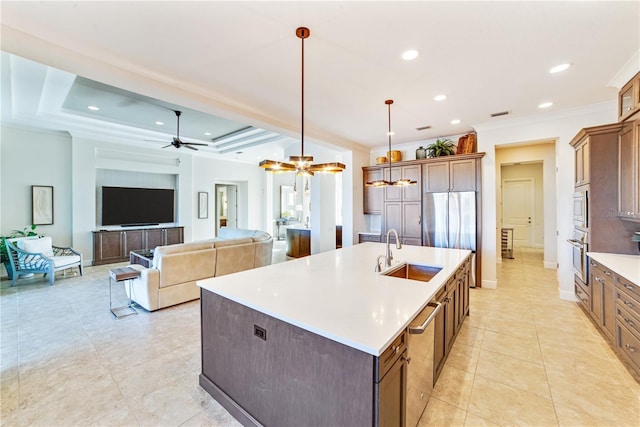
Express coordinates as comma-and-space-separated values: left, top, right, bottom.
102, 186, 175, 226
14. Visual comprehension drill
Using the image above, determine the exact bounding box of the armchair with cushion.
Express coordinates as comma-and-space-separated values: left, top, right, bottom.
4, 236, 83, 286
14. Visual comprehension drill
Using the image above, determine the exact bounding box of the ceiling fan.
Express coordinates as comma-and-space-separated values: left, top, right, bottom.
154, 110, 208, 151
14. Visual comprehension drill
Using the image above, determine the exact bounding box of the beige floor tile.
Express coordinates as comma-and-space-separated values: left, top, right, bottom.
467, 376, 558, 427
418, 397, 468, 427
545, 365, 640, 423
446, 341, 481, 374
454, 323, 485, 348
431, 365, 475, 410
481, 329, 543, 365
127, 371, 218, 427
464, 411, 502, 426
475, 350, 551, 399
484, 316, 538, 340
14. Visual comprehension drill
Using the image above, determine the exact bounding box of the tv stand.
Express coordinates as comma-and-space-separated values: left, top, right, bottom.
92, 226, 184, 266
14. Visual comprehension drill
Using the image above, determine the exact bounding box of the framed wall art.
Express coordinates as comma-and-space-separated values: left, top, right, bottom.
32, 185, 54, 225
198, 192, 208, 219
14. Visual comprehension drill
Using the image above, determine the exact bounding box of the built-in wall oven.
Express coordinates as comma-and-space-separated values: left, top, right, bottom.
568, 229, 588, 283
573, 190, 588, 230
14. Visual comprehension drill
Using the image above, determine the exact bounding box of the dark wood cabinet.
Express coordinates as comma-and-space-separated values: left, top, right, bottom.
589, 258, 616, 341
93, 226, 184, 265
377, 350, 407, 427
382, 165, 423, 246
423, 159, 476, 193
433, 288, 446, 382
574, 138, 590, 187
618, 120, 640, 221
618, 71, 640, 122
364, 168, 384, 214
286, 227, 311, 258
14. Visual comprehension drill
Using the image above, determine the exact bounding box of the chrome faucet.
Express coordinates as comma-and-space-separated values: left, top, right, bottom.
375, 228, 402, 271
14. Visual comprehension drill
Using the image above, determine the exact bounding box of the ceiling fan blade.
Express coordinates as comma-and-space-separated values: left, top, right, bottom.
184, 144, 198, 151
145, 139, 168, 143
161, 143, 173, 149
183, 142, 209, 147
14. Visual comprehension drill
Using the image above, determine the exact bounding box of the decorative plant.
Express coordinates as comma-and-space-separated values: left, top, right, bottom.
426, 138, 456, 158
1, 225, 38, 263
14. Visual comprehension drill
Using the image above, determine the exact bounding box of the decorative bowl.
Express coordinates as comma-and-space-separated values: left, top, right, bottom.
387, 150, 402, 162
376, 156, 388, 164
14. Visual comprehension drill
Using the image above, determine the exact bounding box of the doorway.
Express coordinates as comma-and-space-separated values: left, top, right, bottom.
502, 178, 534, 247
215, 184, 238, 234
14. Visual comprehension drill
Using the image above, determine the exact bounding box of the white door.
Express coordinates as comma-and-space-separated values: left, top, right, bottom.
502, 178, 534, 247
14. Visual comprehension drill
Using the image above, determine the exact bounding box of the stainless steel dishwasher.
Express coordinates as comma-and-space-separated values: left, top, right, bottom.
405, 301, 442, 427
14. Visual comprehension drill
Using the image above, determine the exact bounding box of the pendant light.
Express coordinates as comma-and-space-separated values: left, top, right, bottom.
259, 27, 346, 176
365, 99, 417, 187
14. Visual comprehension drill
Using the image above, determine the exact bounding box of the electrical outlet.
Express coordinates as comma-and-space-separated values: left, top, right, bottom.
254, 325, 267, 341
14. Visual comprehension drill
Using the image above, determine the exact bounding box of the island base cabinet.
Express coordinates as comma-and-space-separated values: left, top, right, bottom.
201, 290, 391, 427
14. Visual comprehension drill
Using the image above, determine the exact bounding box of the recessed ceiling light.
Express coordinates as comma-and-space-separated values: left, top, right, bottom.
434, 95, 447, 101
155, 121, 164, 126
204, 132, 212, 136
451, 119, 461, 125
549, 63, 571, 74
402, 49, 419, 61
87, 105, 100, 111
538, 102, 553, 109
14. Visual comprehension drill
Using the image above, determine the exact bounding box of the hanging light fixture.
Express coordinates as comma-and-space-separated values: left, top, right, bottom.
366, 99, 417, 187
259, 27, 346, 176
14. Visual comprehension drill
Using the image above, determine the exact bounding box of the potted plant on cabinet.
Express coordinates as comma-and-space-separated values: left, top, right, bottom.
1, 225, 38, 280
426, 138, 456, 157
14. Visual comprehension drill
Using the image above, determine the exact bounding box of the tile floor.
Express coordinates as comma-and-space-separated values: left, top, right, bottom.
1, 244, 638, 426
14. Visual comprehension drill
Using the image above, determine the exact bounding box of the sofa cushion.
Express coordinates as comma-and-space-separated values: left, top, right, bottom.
215, 243, 256, 277
158, 248, 217, 288
17, 236, 54, 257
51, 255, 81, 268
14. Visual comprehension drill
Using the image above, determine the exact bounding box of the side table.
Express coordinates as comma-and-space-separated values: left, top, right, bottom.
130, 249, 154, 268
109, 266, 141, 319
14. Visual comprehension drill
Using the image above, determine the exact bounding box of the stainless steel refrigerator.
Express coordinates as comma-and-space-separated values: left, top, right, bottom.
424, 191, 477, 287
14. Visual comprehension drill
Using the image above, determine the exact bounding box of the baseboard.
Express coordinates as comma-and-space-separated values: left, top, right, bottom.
482, 279, 497, 289
199, 374, 263, 427
543, 261, 557, 269
559, 289, 577, 302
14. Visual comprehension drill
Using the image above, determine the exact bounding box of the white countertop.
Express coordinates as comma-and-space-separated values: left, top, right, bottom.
198, 243, 470, 356
587, 252, 640, 286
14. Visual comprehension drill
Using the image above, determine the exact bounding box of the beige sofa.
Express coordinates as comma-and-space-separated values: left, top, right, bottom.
127, 228, 273, 311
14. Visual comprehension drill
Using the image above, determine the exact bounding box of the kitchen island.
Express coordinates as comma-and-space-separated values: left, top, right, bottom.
198, 242, 471, 427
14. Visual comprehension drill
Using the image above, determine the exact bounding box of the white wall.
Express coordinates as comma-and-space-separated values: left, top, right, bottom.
1, 126, 72, 244
475, 102, 617, 298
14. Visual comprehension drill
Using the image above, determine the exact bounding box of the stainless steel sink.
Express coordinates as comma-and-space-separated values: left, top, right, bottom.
381, 263, 442, 282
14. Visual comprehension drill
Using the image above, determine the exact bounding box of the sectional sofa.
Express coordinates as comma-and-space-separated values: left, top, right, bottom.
127, 227, 273, 311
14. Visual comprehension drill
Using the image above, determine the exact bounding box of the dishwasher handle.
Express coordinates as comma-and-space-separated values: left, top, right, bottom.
408, 302, 443, 334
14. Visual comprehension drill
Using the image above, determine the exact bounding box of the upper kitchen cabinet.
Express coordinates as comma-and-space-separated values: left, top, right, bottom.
573, 137, 590, 187
382, 165, 422, 202
619, 71, 640, 122
618, 120, 640, 221
423, 159, 476, 192
570, 123, 622, 190
363, 167, 384, 214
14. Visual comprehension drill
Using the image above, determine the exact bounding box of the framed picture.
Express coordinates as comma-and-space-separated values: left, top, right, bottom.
32, 185, 54, 225
198, 192, 208, 219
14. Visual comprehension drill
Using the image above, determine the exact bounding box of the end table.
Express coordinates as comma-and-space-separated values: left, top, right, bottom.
109, 267, 141, 319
